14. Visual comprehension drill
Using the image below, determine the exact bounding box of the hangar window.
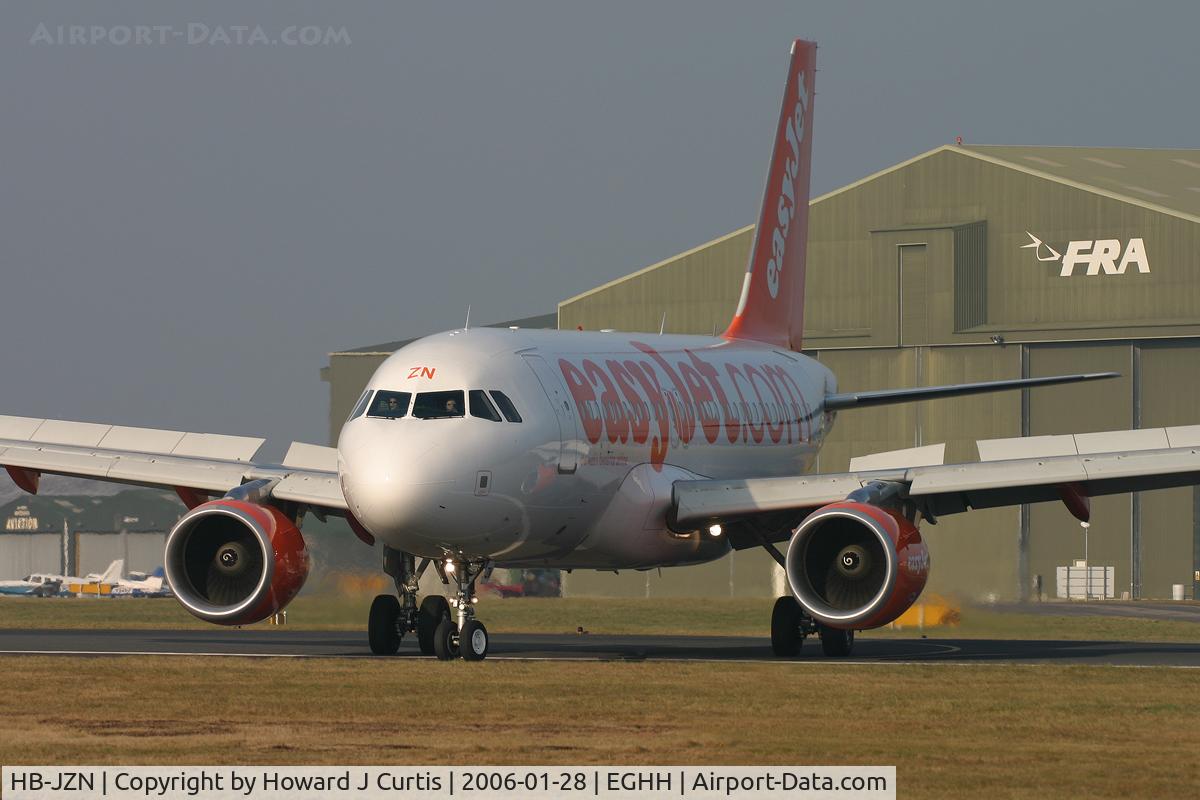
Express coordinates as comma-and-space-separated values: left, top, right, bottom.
348, 390, 374, 421
469, 389, 502, 422
413, 390, 466, 419
367, 390, 411, 419
489, 391, 523, 423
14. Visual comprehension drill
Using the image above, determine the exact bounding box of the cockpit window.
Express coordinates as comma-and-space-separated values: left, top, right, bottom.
367, 390, 411, 419
489, 390, 523, 423
412, 390, 466, 419
348, 389, 374, 421
469, 389, 502, 422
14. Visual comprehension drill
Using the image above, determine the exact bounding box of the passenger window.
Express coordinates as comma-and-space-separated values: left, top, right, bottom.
367, 390, 411, 419
489, 390, 523, 423
469, 390, 502, 422
348, 389, 374, 422
412, 390, 466, 419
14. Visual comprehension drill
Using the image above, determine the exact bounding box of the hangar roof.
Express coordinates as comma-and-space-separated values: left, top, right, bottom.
818, 144, 1200, 224
0, 489, 183, 534
561, 145, 1200, 311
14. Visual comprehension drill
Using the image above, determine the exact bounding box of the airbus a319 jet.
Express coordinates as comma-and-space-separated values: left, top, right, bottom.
4, 40, 1200, 660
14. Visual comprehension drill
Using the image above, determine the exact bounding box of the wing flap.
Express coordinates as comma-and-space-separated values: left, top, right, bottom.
100, 426, 188, 453
172, 432, 264, 461
1075, 428, 1169, 454
0, 415, 344, 511
0, 415, 263, 462
282, 442, 339, 472
31, 419, 113, 447
0, 416, 44, 440
849, 443, 944, 471
673, 428, 1200, 530
1166, 425, 1200, 447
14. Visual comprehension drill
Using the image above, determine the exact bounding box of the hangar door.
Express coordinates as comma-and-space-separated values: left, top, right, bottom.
0, 533, 61, 578
77, 532, 167, 576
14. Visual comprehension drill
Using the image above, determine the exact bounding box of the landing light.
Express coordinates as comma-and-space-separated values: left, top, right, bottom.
708, 524, 723, 537
444, 560, 456, 575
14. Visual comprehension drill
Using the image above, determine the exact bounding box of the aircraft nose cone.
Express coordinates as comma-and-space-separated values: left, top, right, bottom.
337, 422, 453, 538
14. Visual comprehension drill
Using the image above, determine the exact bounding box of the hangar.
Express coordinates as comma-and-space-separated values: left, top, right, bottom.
326, 144, 1200, 602
0, 490, 182, 579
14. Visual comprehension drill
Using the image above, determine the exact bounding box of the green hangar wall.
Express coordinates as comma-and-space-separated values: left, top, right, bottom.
559, 144, 1200, 602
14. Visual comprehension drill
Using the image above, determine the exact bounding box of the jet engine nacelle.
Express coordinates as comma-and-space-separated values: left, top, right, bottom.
164, 499, 310, 626
785, 501, 929, 630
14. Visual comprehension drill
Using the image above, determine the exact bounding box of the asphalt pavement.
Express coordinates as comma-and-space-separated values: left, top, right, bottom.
1, 628, 1198, 666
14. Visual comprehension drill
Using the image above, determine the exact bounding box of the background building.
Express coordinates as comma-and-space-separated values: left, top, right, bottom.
325, 144, 1200, 602
0, 490, 183, 578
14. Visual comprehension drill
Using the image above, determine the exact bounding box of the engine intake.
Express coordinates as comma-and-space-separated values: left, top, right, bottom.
164, 499, 310, 626
786, 501, 928, 630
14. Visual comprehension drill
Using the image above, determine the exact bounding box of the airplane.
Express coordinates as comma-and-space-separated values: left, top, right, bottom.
3, 39, 1200, 660
109, 566, 172, 597
0, 560, 124, 597
0, 574, 61, 597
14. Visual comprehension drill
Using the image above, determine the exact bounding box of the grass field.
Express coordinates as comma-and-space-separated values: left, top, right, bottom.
1, 593, 1198, 642
0, 655, 1197, 798
2, 594, 1197, 798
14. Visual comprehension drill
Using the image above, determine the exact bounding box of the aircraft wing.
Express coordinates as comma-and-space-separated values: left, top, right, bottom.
670, 426, 1200, 543
0, 415, 346, 512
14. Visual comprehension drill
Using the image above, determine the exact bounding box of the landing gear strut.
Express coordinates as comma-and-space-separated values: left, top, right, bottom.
368, 548, 490, 660
432, 557, 490, 661
770, 595, 855, 658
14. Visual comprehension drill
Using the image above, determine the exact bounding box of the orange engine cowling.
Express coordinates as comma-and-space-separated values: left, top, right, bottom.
785, 501, 929, 630
163, 499, 310, 626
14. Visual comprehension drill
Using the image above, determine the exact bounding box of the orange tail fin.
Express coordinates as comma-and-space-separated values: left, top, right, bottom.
723, 39, 816, 351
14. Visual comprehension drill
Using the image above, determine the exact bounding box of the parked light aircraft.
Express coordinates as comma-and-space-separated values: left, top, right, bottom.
109, 565, 171, 597
0, 575, 60, 597
0, 560, 123, 597
4, 40, 1200, 659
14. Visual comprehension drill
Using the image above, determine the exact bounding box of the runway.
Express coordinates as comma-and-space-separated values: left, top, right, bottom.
1, 628, 1198, 666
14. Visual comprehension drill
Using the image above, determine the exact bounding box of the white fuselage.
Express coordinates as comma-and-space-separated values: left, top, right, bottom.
337, 328, 836, 569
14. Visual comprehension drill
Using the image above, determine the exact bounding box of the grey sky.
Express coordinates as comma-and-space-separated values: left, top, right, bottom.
2, 1, 1198, 456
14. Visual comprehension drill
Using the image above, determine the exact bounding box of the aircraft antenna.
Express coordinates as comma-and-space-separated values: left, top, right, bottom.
659, 312, 667, 335
464, 304, 471, 330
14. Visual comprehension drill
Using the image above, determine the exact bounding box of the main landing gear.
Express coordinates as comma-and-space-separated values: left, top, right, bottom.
367, 546, 491, 661
770, 595, 855, 658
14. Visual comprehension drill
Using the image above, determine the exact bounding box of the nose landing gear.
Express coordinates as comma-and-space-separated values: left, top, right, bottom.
433, 557, 489, 661
367, 547, 490, 661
